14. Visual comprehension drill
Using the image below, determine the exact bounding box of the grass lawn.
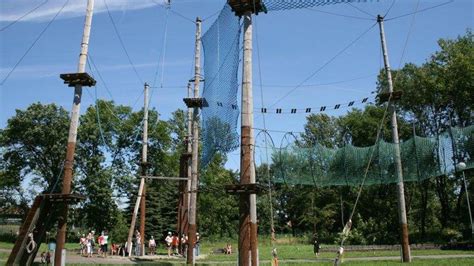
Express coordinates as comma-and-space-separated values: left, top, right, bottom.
1, 240, 473, 265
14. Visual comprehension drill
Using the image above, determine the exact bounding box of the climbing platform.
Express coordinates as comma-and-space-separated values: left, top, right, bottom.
6, 193, 84, 266
60, 72, 96, 87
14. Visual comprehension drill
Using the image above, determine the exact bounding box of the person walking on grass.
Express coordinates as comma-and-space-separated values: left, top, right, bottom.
135, 230, 141, 256
101, 231, 109, 258
86, 232, 93, 258
165, 232, 172, 257
149, 236, 156, 256
79, 234, 87, 256
313, 236, 321, 257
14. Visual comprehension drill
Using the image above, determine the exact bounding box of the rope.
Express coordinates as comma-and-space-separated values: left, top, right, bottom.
103, 0, 144, 84
26, 232, 37, 254
253, 0, 278, 255
385, 0, 453, 22
0, 0, 70, 85
0, 0, 49, 31
269, 22, 377, 108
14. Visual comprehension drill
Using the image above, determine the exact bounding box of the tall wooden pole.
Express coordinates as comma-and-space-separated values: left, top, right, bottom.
187, 82, 193, 210
54, 0, 94, 264
139, 82, 149, 256
240, 10, 258, 266
177, 82, 193, 252
187, 17, 201, 265
126, 83, 149, 256
377, 14, 411, 262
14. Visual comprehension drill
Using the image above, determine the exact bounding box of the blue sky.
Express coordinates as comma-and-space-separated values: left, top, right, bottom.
1, 0, 473, 171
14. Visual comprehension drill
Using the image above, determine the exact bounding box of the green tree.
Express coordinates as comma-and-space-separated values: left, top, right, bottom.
0, 103, 69, 193
198, 153, 239, 237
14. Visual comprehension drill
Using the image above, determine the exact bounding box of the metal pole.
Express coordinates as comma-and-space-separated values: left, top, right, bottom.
240, 10, 258, 266
187, 17, 201, 265
377, 14, 411, 262
139, 83, 149, 256
126, 83, 149, 257
55, 0, 94, 264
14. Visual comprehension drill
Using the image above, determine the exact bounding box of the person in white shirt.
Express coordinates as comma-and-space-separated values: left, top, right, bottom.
165, 232, 172, 257
148, 236, 156, 255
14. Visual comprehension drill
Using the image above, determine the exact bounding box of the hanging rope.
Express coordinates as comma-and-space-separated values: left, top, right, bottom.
26, 232, 37, 254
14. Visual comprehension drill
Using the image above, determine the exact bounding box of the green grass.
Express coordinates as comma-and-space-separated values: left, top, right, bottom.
1, 240, 474, 265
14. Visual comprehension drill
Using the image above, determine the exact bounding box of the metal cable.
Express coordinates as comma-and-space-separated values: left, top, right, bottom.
103, 0, 144, 84
385, 0, 453, 21
0, 0, 49, 32
269, 22, 377, 108
0, 0, 70, 85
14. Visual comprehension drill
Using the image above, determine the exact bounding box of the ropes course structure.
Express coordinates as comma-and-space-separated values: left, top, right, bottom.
257, 125, 474, 187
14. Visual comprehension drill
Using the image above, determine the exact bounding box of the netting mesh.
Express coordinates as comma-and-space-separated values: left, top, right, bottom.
272, 126, 474, 186
201, 5, 241, 166
262, 0, 369, 11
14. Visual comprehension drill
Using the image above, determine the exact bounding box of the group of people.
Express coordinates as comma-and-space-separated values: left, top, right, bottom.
163, 231, 199, 257
79, 230, 109, 258
76, 229, 201, 258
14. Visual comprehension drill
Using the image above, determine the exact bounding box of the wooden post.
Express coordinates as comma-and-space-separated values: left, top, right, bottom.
126, 83, 149, 256
54, 0, 95, 264
139, 83, 149, 256
377, 14, 411, 263
177, 83, 193, 251
240, 10, 258, 266
187, 17, 201, 265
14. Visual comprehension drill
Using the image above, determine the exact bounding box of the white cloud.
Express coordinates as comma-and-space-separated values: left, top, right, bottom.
0, 0, 168, 22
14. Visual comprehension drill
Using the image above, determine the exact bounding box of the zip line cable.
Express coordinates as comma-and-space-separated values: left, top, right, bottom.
202, 10, 220, 22
396, 0, 420, 70
261, 73, 376, 88
149, 4, 170, 113
254, 13, 276, 248
307, 7, 375, 21
268, 22, 377, 108
103, 0, 144, 85
347, 2, 375, 18
169, 9, 195, 24
383, 0, 397, 18
385, 0, 453, 21
0, 0, 69, 85
0, 0, 49, 32
149, 3, 172, 129
88, 54, 115, 102
88, 55, 137, 125
153, 0, 195, 24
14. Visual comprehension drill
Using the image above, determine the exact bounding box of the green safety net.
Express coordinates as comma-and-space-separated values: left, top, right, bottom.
272, 126, 474, 186
200, 1, 373, 167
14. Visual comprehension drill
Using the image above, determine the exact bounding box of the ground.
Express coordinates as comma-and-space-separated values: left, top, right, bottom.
1, 239, 474, 265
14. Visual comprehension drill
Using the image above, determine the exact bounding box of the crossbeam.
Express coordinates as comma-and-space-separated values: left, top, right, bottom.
141, 176, 189, 181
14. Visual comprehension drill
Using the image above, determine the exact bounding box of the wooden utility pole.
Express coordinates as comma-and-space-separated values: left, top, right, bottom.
176, 82, 193, 251
139, 82, 149, 256
239, 9, 259, 265
187, 17, 201, 265
126, 83, 149, 256
54, 0, 95, 264
377, 14, 411, 262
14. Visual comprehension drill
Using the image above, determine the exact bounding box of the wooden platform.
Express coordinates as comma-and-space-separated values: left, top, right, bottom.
60, 72, 96, 87
183, 97, 208, 108
228, 0, 267, 16
378, 91, 403, 103
225, 183, 267, 194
